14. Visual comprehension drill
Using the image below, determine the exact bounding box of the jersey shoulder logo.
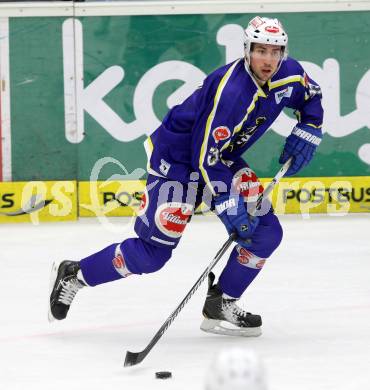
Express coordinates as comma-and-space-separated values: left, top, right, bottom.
159, 159, 171, 176
274, 86, 293, 104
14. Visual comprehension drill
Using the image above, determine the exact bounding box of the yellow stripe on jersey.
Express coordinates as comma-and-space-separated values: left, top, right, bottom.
268, 75, 305, 89
306, 123, 323, 129
219, 89, 266, 154
199, 59, 240, 196
144, 136, 163, 177
234, 89, 265, 134
144, 135, 154, 153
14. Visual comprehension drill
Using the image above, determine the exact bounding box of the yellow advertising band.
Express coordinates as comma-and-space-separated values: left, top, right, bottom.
0, 177, 369, 223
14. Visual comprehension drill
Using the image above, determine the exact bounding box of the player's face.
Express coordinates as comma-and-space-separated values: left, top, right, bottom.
249, 43, 283, 84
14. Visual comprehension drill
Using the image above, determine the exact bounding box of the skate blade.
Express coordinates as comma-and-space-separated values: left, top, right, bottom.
47, 260, 61, 322
200, 318, 262, 337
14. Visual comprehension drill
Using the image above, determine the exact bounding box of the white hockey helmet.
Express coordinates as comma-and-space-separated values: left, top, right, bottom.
204, 347, 268, 390
244, 16, 288, 62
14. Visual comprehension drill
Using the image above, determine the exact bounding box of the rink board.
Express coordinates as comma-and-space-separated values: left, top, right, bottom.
78, 180, 146, 217
0, 177, 368, 222
0, 181, 77, 223
79, 176, 370, 217
268, 176, 370, 215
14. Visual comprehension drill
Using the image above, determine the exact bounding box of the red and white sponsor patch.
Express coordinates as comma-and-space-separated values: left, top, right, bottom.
236, 246, 266, 269
155, 202, 193, 238
212, 126, 231, 143
233, 167, 264, 202
265, 25, 280, 33
112, 253, 124, 269
112, 252, 132, 277
237, 247, 254, 265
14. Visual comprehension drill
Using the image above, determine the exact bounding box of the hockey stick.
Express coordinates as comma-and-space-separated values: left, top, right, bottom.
252, 157, 292, 215
124, 158, 292, 367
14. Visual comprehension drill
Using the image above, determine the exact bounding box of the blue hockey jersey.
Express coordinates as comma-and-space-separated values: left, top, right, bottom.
144, 57, 323, 195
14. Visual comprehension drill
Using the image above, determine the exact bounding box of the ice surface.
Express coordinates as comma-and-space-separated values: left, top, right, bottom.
0, 214, 369, 390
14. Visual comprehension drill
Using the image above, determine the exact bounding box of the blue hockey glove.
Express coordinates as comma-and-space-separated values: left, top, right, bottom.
215, 193, 259, 247
279, 124, 322, 176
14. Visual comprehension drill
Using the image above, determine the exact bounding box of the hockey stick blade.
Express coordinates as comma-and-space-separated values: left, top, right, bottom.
123, 158, 292, 367
124, 350, 145, 367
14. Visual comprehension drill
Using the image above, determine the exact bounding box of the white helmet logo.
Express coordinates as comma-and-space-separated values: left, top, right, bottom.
250, 16, 264, 29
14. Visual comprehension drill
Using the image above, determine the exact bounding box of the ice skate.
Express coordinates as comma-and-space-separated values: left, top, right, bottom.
48, 260, 85, 322
200, 272, 262, 337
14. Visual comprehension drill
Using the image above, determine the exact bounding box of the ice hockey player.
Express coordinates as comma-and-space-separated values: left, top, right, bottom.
49, 16, 323, 336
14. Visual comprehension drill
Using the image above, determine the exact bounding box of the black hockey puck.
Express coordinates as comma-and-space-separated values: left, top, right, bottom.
155, 371, 172, 379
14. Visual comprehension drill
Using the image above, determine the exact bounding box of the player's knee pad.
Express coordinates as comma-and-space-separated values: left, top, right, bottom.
120, 238, 172, 275
265, 214, 283, 256
242, 212, 283, 260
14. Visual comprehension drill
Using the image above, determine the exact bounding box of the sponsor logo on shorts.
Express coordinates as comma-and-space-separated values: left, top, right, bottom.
233, 167, 264, 201
155, 202, 193, 238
